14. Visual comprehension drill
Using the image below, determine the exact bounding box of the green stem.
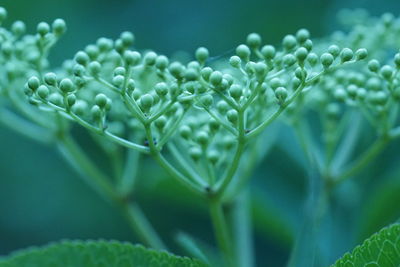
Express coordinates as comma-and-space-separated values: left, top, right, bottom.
57, 134, 166, 250
209, 199, 234, 267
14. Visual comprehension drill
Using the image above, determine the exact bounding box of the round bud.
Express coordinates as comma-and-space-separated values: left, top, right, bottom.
370, 91, 388, 106
185, 68, 198, 81
11, 21, 26, 36
85, 45, 99, 60
144, 51, 157, 66
295, 67, 307, 80
283, 54, 296, 67
200, 94, 213, 107
246, 33, 262, 48
296, 29, 310, 43
394, 53, 400, 69
340, 48, 353, 63
209, 118, 220, 132
169, 62, 184, 79
307, 52, 318, 66
124, 51, 141, 66
196, 131, 209, 146
88, 61, 101, 76
66, 94, 76, 107
49, 93, 63, 106
127, 79, 135, 92
91, 105, 102, 120
270, 78, 282, 90
52, 19, 66, 36
59, 78, 74, 93
112, 75, 125, 87
195, 47, 209, 63
229, 84, 242, 100
366, 77, 381, 91
355, 48, 368, 60
282, 35, 297, 50
27, 76, 40, 91
275, 87, 288, 102
155, 55, 169, 70
207, 150, 219, 165
114, 67, 126, 76
37, 85, 49, 99
189, 147, 202, 161
72, 100, 87, 116
223, 74, 234, 86
75, 51, 90, 66
303, 39, 313, 52
227, 109, 238, 124
155, 116, 167, 130
217, 101, 229, 114
95, 93, 108, 108
334, 88, 347, 102
236, 44, 251, 60
44, 72, 57, 86
140, 94, 154, 111
326, 103, 340, 120
210, 71, 223, 86
120, 31, 135, 47
321, 53, 334, 68
328, 45, 340, 58
37, 22, 50, 36
73, 64, 86, 77
261, 45, 275, 60
254, 62, 267, 76
201, 67, 213, 81
155, 82, 168, 96
295, 47, 308, 62
97, 37, 113, 52
380, 65, 393, 80
179, 125, 192, 139
356, 88, 367, 101
0, 7, 7, 23
347, 84, 358, 98
229, 56, 241, 68
368, 59, 380, 73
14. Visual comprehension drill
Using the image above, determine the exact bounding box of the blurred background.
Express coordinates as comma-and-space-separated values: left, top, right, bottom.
1, 0, 400, 266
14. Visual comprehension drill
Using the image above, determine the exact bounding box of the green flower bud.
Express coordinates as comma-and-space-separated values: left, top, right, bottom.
49, 93, 63, 106
201, 67, 213, 81
347, 84, 358, 98
209, 118, 220, 132
0, 7, 7, 23
246, 33, 262, 49
334, 88, 347, 102
328, 45, 340, 58
222, 136, 235, 150
283, 54, 296, 67
217, 100, 229, 114
169, 62, 184, 79
303, 39, 313, 52
282, 35, 297, 50
85, 45, 100, 60
88, 61, 101, 76
368, 59, 380, 73
12, 21, 26, 36
189, 146, 202, 161
73, 64, 86, 77
236, 44, 251, 60
366, 77, 381, 91
227, 109, 238, 124
140, 94, 154, 111
229, 84, 242, 100
124, 51, 141, 66
44, 72, 57, 86
295, 47, 308, 62
95, 93, 108, 108
200, 94, 213, 107
356, 88, 367, 101
295, 67, 307, 80
66, 94, 76, 107
155, 82, 168, 97
37, 22, 50, 36
184, 68, 198, 81
195, 47, 209, 63
296, 29, 310, 43
355, 48, 368, 60
113, 75, 125, 87
207, 150, 219, 165
229, 56, 241, 68
326, 103, 340, 120
340, 48, 353, 63
120, 31, 135, 47
52, 18, 67, 36
261, 45, 275, 60
91, 105, 102, 120
27, 76, 40, 91
155, 116, 167, 130
179, 125, 192, 139
59, 78, 74, 93
223, 74, 234, 86
254, 62, 267, 76
37, 85, 49, 99
380, 65, 393, 80
307, 52, 318, 66
369, 91, 388, 106
72, 100, 88, 116
75, 51, 90, 66
144, 51, 157, 66
97, 37, 113, 52
210, 71, 223, 86
155, 55, 169, 70
270, 78, 282, 90
321, 53, 334, 68
275, 87, 288, 103
196, 131, 209, 146
114, 67, 126, 76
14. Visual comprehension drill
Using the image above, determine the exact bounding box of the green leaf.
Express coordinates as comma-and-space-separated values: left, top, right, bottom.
331, 223, 400, 267
0, 240, 207, 267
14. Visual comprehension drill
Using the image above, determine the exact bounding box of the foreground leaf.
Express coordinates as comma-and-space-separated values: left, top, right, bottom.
0, 240, 207, 267
331, 223, 400, 267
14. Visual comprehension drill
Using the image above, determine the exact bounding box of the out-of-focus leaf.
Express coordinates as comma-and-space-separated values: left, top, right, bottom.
331, 223, 400, 267
0, 240, 206, 267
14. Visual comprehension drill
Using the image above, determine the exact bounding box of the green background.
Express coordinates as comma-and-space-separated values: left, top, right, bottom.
1, 0, 400, 266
